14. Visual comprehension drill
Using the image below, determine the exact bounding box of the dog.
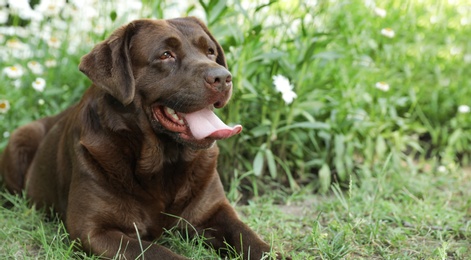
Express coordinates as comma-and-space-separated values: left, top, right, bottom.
0, 17, 287, 259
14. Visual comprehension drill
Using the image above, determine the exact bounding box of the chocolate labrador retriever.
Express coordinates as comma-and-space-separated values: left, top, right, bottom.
0, 17, 287, 259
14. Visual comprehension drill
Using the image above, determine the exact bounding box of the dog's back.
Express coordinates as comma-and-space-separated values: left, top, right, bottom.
0, 108, 71, 194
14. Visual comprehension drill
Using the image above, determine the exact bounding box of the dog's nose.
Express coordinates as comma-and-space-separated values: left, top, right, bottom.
205, 67, 232, 92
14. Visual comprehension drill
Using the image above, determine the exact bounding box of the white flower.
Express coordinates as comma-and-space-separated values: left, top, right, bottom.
0, 8, 8, 24
0, 99, 10, 113
458, 105, 470, 114
47, 36, 61, 48
64, 3, 97, 21
7, 0, 31, 11
45, 59, 58, 68
38, 99, 45, 106
116, 0, 142, 15
118, 0, 143, 21
93, 24, 105, 35
437, 165, 447, 174
27, 60, 44, 75
3, 131, 10, 138
20, 8, 43, 21
374, 7, 387, 18
281, 90, 297, 104
375, 82, 390, 92
7, 0, 42, 21
273, 75, 297, 104
380, 28, 395, 38
35, 0, 66, 17
273, 75, 293, 93
6, 38, 27, 49
3, 65, 24, 79
32, 77, 46, 92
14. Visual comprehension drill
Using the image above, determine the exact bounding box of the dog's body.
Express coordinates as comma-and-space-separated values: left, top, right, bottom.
0, 17, 283, 259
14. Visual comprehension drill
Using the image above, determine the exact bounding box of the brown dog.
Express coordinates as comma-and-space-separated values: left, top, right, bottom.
0, 17, 286, 259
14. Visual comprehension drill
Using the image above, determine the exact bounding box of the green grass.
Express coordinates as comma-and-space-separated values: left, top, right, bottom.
2, 157, 470, 259
1, 0, 471, 259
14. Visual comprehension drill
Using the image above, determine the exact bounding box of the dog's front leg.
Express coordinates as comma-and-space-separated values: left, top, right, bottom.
66, 190, 190, 259
77, 229, 189, 260
198, 202, 280, 260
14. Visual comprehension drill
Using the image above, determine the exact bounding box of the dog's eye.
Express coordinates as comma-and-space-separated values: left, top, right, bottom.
159, 51, 173, 60
207, 48, 215, 56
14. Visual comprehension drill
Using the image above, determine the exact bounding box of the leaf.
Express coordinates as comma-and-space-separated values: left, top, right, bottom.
253, 150, 265, 176
255, 0, 277, 12
249, 124, 270, 138
335, 157, 346, 181
109, 11, 117, 22
375, 135, 387, 158
335, 134, 345, 157
203, 0, 228, 25
319, 164, 331, 193
334, 135, 347, 180
277, 122, 330, 134
448, 129, 462, 146
247, 51, 285, 63
265, 149, 277, 179
312, 51, 343, 60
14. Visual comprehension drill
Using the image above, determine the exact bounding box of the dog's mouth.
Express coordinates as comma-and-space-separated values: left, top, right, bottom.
152, 105, 242, 143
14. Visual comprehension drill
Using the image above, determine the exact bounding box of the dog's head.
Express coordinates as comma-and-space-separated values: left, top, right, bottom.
79, 17, 241, 149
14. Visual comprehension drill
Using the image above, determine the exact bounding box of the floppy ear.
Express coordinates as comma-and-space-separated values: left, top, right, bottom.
79, 23, 136, 106
186, 17, 227, 68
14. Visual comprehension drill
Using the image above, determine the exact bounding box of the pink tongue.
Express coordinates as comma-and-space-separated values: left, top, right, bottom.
184, 108, 242, 140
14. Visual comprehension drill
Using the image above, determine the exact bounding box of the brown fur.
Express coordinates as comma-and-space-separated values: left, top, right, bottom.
0, 17, 288, 259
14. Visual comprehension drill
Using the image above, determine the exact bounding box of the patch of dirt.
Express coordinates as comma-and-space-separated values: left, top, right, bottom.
275, 196, 318, 217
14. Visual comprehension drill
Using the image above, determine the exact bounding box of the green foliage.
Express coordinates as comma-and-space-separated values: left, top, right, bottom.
211, 0, 471, 193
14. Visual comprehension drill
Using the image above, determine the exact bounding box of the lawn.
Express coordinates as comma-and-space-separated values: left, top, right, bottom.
1, 160, 470, 259
1, 0, 471, 259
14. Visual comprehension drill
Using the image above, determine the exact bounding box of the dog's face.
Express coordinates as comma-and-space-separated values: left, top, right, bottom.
79, 18, 241, 149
